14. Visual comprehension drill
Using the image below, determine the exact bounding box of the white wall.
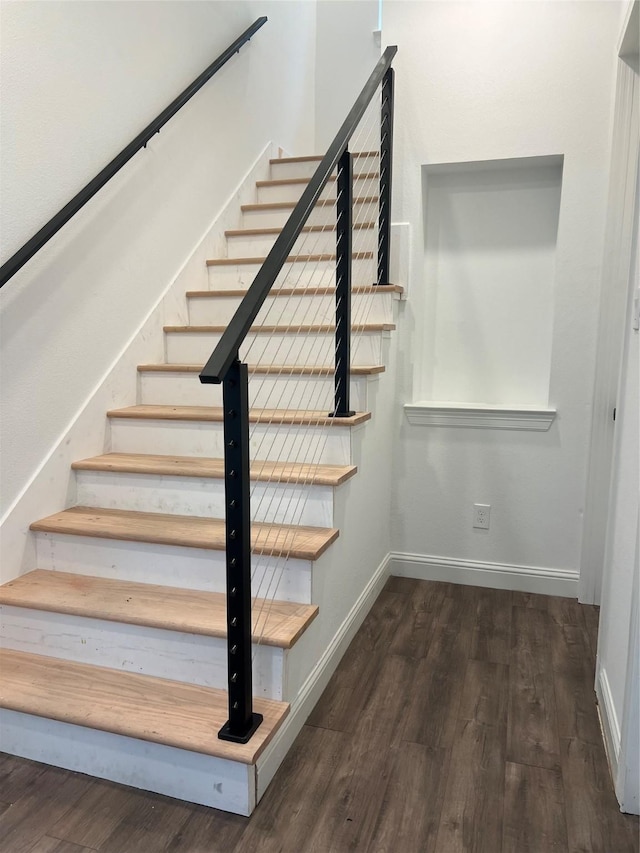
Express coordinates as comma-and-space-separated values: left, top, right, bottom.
595, 3, 639, 807
600, 177, 638, 726
0, 0, 316, 519
581, 1, 640, 605
384, 1, 622, 589
423, 158, 562, 407
314, 0, 380, 151
597, 181, 639, 802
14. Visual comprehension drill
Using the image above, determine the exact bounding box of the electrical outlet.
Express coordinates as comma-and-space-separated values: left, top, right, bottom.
473, 504, 491, 529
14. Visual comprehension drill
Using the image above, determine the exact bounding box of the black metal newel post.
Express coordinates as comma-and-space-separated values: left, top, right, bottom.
377, 66, 395, 286
331, 148, 355, 418
218, 356, 263, 743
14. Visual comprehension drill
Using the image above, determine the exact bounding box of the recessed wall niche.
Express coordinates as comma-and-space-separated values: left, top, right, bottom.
421, 156, 563, 407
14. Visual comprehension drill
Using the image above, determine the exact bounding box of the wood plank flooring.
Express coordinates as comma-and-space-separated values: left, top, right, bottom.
1, 579, 638, 852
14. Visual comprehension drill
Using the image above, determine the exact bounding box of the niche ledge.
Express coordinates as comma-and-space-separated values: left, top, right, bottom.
404, 402, 557, 431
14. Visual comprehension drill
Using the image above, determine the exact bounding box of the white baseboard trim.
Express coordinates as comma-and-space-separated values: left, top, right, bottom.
596, 665, 621, 781
255, 552, 392, 801
389, 551, 579, 598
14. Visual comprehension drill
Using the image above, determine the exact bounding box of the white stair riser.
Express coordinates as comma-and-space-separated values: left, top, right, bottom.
269, 155, 378, 180
207, 256, 375, 291
0, 607, 284, 699
226, 226, 375, 258
139, 372, 370, 412
76, 470, 335, 527
241, 199, 378, 229
109, 418, 354, 465
165, 330, 383, 367
34, 533, 313, 603
257, 175, 377, 204
1, 710, 255, 814
188, 291, 393, 326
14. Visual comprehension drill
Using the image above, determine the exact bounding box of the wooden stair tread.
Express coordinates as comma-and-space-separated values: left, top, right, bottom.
163, 323, 395, 333
137, 363, 385, 377
241, 197, 378, 212
0, 648, 287, 763
0, 570, 318, 648
186, 285, 403, 297
72, 452, 357, 486
30, 507, 339, 561
107, 405, 371, 427
269, 152, 377, 165
206, 252, 374, 266
224, 223, 375, 237
256, 172, 379, 187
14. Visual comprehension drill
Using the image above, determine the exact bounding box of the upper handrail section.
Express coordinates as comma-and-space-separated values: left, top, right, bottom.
0, 17, 268, 288
199, 45, 398, 385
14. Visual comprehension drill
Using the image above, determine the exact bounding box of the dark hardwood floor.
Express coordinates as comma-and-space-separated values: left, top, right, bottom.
1, 579, 638, 852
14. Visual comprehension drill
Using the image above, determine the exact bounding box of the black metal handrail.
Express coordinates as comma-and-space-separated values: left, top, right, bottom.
199, 45, 398, 386
0, 16, 267, 288
201, 46, 397, 745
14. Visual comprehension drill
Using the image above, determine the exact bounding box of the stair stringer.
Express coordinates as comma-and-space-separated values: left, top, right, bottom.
0, 143, 276, 585
255, 329, 400, 801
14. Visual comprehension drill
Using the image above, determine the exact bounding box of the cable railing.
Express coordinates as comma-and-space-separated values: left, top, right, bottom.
0, 17, 267, 287
246, 124, 387, 666
245, 101, 383, 632
200, 46, 397, 743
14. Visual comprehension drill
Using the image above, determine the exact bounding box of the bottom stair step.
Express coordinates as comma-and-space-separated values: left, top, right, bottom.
0, 648, 288, 764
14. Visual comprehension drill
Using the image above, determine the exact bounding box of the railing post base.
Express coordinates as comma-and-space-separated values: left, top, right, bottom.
328, 410, 356, 418
218, 712, 264, 744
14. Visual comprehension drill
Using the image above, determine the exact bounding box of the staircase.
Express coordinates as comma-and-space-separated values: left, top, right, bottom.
0, 153, 402, 815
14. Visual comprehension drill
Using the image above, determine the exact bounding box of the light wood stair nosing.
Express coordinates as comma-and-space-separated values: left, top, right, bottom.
0, 648, 288, 763
29, 506, 339, 561
206, 252, 374, 267
137, 363, 385, 377
240, 196, 378, 212
72, 451, 358, 486
106, 404, 372, 427
269, 152, 378, 165
256, 172, 379, 188
224, 222, 376, 238
163, 323, 396, 334
186, 285, 403, 297
0, 569, 318, 649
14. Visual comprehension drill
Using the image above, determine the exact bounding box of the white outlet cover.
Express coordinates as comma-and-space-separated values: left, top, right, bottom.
473, 503, 491, 529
